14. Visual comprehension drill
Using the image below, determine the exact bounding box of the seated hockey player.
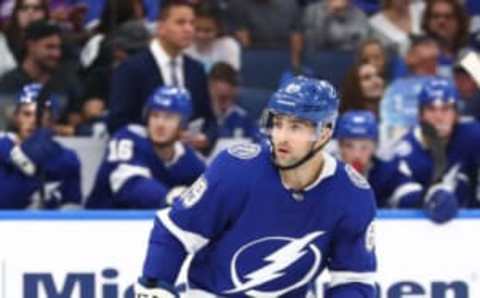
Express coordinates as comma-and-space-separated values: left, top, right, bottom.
335, 110, 421, 208
86, 86, 206, 209
135, 76, 377, 297
0, 83, 82, 209
392, 76, 480, 222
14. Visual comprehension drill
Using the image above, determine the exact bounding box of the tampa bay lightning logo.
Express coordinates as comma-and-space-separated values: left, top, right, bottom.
224, 231, 324, 296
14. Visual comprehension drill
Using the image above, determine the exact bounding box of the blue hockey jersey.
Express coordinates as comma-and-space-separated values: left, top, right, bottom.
214, 106, 259, 140
0, 133, 82, 209
368, 156, 422, 208
142, 144, 377, 297
393, 120, 480, 207
86, 125, 206, 209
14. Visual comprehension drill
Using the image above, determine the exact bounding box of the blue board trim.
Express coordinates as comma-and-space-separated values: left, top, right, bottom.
0, 210, 479, 220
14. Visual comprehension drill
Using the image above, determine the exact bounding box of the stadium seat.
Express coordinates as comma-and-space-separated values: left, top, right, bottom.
303, 51, 355, 88
241, 49, 291, 90
237, 87, 273, 121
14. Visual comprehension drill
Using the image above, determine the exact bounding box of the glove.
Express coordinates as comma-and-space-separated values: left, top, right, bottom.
165, 186, 188, 206
9, 129, 60, 176
424, 184, 459, 224
135, 277, 179, 298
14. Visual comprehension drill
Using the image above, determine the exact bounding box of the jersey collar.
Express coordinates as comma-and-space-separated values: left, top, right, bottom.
303, 151, 337, 191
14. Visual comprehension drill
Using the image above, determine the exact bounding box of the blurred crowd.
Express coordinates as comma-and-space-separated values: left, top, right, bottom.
0, 0, 480, 222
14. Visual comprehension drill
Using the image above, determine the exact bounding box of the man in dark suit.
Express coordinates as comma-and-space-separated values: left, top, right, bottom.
107, 0, 214, 150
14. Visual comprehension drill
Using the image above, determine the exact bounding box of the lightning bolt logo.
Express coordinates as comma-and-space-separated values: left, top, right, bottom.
225, 231, 324, 296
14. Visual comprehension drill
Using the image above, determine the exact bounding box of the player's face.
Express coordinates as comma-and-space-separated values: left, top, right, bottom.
158, 6, 195, 51
147, 110, 182, 146
421, 103, 457, 138
14, 103, 51, 140
270, 115, 317, 168
339, 139, 376, 173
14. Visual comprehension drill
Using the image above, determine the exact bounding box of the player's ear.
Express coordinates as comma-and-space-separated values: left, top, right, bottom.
316, 124, 333, 147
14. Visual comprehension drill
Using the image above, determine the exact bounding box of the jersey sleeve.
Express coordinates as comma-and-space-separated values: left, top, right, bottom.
384, 159, 423, 208
326, 187, 377, 298
142, 149, 249, 284
168, 146, 206, 186
0, 136, 15, 166
106, 131, 169, 208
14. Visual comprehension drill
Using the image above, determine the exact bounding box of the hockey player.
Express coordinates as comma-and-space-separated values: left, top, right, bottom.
86, 86, 206, 209
0, 83, 82, 209
135, 76, 377, 297
335, 110, 421, 208
392, 77, 480, 222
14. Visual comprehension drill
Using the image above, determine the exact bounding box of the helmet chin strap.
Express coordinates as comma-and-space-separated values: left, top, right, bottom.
271, 135, 329, 171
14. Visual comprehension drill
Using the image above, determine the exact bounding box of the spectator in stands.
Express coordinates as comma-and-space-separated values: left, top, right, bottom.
208, 62, 258, 143
402, 36, 440, 77
107, 0, 214, 152
0, 83, 82, 209
392, 77, 480, 221
0, 20, 84, 136
302, 0, 369, 53
185, 3, 240, 71
0, 31, 17, 77
80, 0, 147, 71
453, 50, 480, 119
340, 63, 385, 115
86, 86, 205, 209
356, 38, 392, 82
421, 0, 470, 77
76, 20, 151, 138
228, 0, 302, 68
369, 0, 425, 57
3, 0, 49, 62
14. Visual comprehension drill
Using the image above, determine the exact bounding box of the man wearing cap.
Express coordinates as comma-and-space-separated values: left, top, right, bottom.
392, 77, 480, 222
0, 19, 83, 132
452, 49, 480, 119
0, 83, 82, 209
86, 85, 205, 209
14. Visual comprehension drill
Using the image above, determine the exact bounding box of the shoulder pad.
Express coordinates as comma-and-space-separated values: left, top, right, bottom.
345, 164, 370, 190
227, 143, 261, 160
0, 132, 17, 142
126, 124, 148, 138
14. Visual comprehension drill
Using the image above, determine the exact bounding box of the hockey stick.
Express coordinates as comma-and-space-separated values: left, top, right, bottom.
421, 122, 448, 184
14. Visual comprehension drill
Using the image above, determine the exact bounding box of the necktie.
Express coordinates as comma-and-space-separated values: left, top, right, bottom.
169, 59, 179, 86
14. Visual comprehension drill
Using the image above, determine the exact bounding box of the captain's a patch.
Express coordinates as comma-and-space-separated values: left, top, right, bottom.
227, 143, 261, 160
345, 164, 370, 189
